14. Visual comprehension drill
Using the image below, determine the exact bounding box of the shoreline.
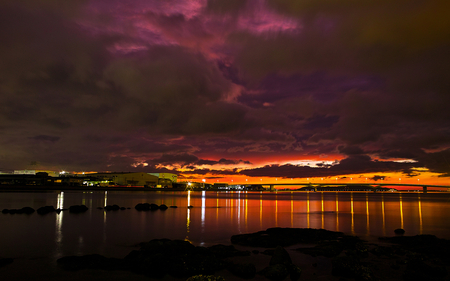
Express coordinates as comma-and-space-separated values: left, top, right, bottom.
0, 185, 446, 193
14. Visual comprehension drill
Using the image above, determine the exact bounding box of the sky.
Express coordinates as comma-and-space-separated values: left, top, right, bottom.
1, 0, 450, 185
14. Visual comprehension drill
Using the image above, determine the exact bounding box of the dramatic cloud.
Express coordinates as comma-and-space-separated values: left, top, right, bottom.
0, 0, 449, 184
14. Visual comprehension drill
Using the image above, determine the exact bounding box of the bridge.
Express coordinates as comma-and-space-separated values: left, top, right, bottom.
257, 182, 450, 193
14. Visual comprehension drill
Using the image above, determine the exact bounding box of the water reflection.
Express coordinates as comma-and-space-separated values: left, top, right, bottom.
186, 190, 191, 241
1, 190, 449, 260
55, 191, 64, 258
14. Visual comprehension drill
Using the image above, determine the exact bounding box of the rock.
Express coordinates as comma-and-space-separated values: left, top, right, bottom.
332, 256, 374, 280
134, 203, 160, 211
120, 207, 126, 210
37, 206, 56, 215
159, 204, 168, 210
227, 262, 256, 279
188, 205, 194, 208
270, 246, 292, 266
289, 265, 302, 281
20, 207, 35, 214
403, 258, 448, 280
68, 205, 88, 213
170, 206, 178, 208
135, 203, 149, 211
260, 264, 289, 281
1, 209, 8, 214
96, 207, 103, 210
394, 228, 405, 235
104, 205, 120, 211
186, 275, 225, 281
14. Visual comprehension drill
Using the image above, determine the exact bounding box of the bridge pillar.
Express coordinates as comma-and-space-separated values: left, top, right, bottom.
423, 186, 427, 193
269, 185, 274, 191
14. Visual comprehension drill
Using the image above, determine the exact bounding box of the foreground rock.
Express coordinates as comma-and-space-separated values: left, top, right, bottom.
57, 239, 251, 279
259, 246, 302, 281
231, 227, 345, 248
55, 228, 450, 281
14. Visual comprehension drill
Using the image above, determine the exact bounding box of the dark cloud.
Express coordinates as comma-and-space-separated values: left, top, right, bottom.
0, 0, 448, 183
29, 135, 61, 143
240, 155, 418, 178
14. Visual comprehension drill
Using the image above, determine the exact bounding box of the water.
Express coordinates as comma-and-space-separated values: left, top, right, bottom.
1, 190, 450, 262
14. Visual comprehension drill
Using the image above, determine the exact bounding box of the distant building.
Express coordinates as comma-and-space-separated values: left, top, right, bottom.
93, 172, 159, 187
14, 170, 59, 177
149, 173, 178, 183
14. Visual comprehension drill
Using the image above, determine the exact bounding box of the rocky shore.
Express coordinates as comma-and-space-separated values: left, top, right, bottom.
15, 228, 445, 281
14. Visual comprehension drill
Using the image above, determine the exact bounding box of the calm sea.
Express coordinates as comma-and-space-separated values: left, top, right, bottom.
1, 190, 450, 261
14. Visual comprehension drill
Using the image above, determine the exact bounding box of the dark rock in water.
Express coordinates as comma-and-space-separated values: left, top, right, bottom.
252, 250, 259, 254
188, 205, 194, 208
149, 203, 159, 211
120, 207, 126, 210
134, 203, 160, 211
104, 205, 120, 211
394, 228, 405, 235
159, 204, 168, 210
135, 203, 150, 211
7, 207, 35, 214
37, 206, 56, 215
170, 205, 178, 208
0, 258, 13, 268
68, 205, 88, 213
96, 207, 103, 210
126, 207, 131, 209
231, 227, 345, 248
227, 262, 256, 279
270, 246, 292, 266
21, 207, 35, 214
260, 264, 289, 281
